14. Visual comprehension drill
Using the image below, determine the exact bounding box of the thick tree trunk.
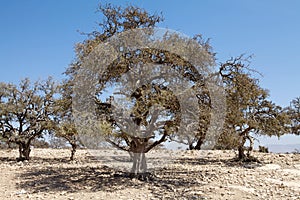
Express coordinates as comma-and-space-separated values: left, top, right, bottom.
131, 152, 147, 175
18, 142, 31, 161
129, 138, 150, 179
237, 128, 253, 161
238, 135, 259, 162
23, 145, 31, 160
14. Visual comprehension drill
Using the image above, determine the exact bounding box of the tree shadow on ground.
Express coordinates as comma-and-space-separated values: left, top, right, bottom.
16, 155, 264, 198
17, 164, 207, 198
0, 157, 18, 162
0, 156, 78, 165
173, 156, 263, 169
86, 155, 133, 163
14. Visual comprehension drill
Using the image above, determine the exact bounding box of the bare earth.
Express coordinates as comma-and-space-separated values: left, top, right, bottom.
0, 148, 299, 200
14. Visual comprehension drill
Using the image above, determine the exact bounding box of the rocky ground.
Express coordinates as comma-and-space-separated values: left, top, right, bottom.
0, 148, 299, 200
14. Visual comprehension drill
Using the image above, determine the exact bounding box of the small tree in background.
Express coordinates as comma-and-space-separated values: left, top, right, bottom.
0, 78, 58, 161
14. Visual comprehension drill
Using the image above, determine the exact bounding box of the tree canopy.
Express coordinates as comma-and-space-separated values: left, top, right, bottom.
0, 78, 58, 160
66, 4, 224, 176
218, 56, 291, 159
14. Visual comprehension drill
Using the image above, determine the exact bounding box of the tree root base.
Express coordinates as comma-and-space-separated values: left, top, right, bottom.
128, 172, 155, 181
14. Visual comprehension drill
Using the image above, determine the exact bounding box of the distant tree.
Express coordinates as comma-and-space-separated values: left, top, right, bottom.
288, 97, 300, 135
0, 78, 58, 161
218, 56, 291, 160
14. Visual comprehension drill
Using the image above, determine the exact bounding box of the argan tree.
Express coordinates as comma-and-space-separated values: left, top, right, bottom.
0, 78, 58, 161
65, 4, 163, 173
67, 4, 216, 177
219, 56, 291, 160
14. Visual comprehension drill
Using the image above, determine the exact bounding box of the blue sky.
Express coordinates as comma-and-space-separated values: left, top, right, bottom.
0, 0, 299, 148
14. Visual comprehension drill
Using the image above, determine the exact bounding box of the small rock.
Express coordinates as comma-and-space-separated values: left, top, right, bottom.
16, 189, 27, 195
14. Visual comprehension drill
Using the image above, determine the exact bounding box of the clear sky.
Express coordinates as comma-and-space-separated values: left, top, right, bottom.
0, 0, 299, 149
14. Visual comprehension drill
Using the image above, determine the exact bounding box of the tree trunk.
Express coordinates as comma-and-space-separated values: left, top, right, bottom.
18, 142, 31, 161
131, 152, 147, 176
70, 143, 77, 161
23, 145, 31, 160
194, 137, 205, 150
238, 145, 246, 160
188, 143, 194, 150
246, 135, 254, 157
237, 128, 253, 161
188, 133, 206, 150
18, 143, 23, 160
129, 138, 149, 179
237, 136, 246, 160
